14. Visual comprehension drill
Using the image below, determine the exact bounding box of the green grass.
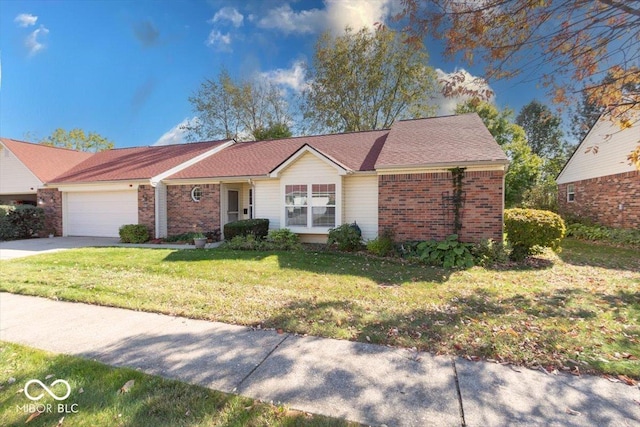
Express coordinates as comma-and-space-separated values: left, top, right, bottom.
0, 342, 356, 427
1, 238, 639, 378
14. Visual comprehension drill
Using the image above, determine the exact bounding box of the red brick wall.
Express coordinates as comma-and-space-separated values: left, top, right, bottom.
138, 185, 155, 238
166, 184, 220, 236
37, 188, 62, 236
378, 170, 504, 243
558, 170, 639, 229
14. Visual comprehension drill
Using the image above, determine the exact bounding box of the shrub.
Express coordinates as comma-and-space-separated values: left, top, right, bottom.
0, 205, 13, 218
265, 228, 301, 250
223, 234, 263, 250
471, 239, 510, 267
205, 228, 222, 242
566, 223, 640, 247
366, 229, 395, 257
504, 208, 566, 261
416, 234, 475, 269
223, 219, 269, 241
6, 205, 44, 239
119, 224, 150, 243
327, 223, 362, 251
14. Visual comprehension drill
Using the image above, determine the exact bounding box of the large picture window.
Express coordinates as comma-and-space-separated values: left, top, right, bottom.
285, 184, 336, 228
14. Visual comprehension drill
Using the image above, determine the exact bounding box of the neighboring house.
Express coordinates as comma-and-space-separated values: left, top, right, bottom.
557, 115, 639, 229
0, 138, 92, 205
34, 113, 508, 242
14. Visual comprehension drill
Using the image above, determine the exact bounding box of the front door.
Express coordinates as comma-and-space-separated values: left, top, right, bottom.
227, 190, 239, 223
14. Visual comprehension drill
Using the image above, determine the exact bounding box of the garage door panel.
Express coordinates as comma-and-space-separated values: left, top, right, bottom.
65, 191, 138, 237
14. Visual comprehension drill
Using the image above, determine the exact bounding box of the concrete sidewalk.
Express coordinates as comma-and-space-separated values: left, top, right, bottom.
1, 293, 638, 426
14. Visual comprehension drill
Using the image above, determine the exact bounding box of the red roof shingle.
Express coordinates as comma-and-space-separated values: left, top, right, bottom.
375, 114, 508, 168
0, 138, 94, 182
51, 140, 230, 183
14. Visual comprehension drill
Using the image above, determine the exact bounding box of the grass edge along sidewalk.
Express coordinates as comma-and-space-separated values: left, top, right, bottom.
0, 341, 358, 427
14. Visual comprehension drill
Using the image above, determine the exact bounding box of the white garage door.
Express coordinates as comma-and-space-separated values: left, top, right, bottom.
65, 191, 138, 237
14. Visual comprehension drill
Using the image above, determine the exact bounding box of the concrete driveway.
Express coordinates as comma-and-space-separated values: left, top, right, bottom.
0, 237, 119, 260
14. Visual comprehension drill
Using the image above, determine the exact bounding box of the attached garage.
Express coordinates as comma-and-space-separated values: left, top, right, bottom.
64, 190, 138, 237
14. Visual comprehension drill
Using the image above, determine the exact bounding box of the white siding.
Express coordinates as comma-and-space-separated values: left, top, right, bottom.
0, 143, 42, 194
278, 151, 342, 234
343, 175, 378, 241
254, 179, 281, 229
65, 191, 138, 237
557, 118, 638, 184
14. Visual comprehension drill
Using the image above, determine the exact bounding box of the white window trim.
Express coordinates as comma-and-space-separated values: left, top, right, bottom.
567, 184, 575, 202
191, 186, 202, 202
281, 180, 342, 234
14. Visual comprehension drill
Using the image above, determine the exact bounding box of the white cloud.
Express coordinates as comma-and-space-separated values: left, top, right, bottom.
206, 30, 232, 51
434, 68, 495, 115
211, 7, 244, 28
260, 60, 308, 93
258, 0, 394, 35
15, 13, 38, 27
153, 117, 198, 146
25, 25, 49, 56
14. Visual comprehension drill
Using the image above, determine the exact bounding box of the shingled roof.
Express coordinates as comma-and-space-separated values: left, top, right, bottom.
168, 130, 388, 180
0, 138, 94, 182
375, 114, 508, 169
50, 139, 230, 183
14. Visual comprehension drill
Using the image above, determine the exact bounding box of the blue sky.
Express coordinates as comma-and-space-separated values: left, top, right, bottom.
1, 0, 545, 148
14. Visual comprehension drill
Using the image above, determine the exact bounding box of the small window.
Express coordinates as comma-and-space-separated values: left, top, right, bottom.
567, 184, 575, 202
191, 186, 202, 202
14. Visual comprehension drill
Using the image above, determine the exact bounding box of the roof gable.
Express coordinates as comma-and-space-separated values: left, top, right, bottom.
269, 144, 349, 177
556, 114, 638, 184
0, 138, 94, 182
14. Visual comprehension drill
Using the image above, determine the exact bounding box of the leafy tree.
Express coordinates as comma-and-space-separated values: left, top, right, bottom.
456, 101, 542, 207
516, 101, 566, 160
185, 69, 291, 141
397, 0, 640, 167
303, 26, 438, 133
41, 128, 114, 152
253, 123, 292, 141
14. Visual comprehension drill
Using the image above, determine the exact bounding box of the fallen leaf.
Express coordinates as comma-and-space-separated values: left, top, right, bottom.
565, 407, 581, 416
365, 336, 371, 342
78, 387, 84, 394
276, 328, 284, 334
25, 410, 42, 423
7, 377, 16, 384
56, 416, 65, 427
45, 374, 54, 380
119, 379, 135, 393
617, 375, 637, 386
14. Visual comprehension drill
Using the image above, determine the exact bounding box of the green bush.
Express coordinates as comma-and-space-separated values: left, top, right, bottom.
504, 208, 566, 261
366, 229, 395, 256
471, 239, 510, 267
119, 224, 150, 243
416, 234, 475, 269
223, 234, 263, 250
327, 223, 362, 251
265, 228, 301, 250
6, 205, 44, 239
566, 223, 640, 247
223, 219, 269, 241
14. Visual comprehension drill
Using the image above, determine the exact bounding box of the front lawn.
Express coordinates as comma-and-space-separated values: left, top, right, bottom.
0, 342, 353, 427
1, 238, 638, 378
